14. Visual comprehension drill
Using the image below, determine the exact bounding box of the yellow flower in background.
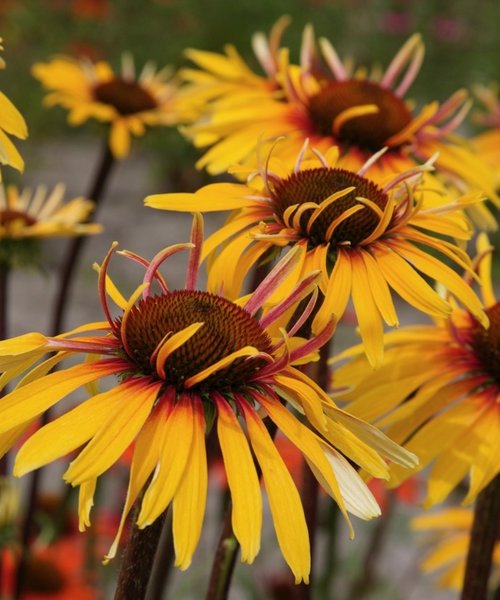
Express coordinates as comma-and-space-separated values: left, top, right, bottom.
146, 143, 487, 367
332, 233, 499, 506
472, 83, 500, 219
181, 26, 498, 219
32, 53, 194, 159
411, 508, 500, 591
0, 214, 416, 583
0, 38, 28, 177
0, 183, 102, 267
180, 15, 290, 108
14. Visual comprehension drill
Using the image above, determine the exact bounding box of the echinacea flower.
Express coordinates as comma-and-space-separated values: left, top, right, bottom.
0, 183, 102, 268
332, 233, 499, 506
0, 38, 28, 176
32, 53, 194, 159
0, 215, 416, 582
411, 508, 500, 592
181, 25, 498, 218
146, 143, 487, 367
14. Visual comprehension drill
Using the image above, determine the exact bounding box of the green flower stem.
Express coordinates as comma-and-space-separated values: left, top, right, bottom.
14, 141, 115, 600
114, 503, 167, 600
461, 474, 500, 600
205, 508, 240, 600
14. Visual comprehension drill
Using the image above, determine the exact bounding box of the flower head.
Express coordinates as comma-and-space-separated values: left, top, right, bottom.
332, 233, 499, 506
0, 215, 416, 582
146, 143, 487, 367
181, 25, 498, 216
411, 508, 500, 592
0, 183, 102, 268
0, 38, 28, 177
32, 53, 194, 159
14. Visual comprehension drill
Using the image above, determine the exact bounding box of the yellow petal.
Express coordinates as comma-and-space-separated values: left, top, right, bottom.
215, 394, 262, 563
138, 394, 194, 527
64, 379, 161, 484
78, 478, 97, 531
105, 404, 168, 562
240, 399, 310, 584
172, 397, 207, 570
184, 346, 262, 388
0, 359, 121, 434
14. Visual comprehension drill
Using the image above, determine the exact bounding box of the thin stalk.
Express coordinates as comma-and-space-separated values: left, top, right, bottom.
115, 505, 167, 600
461, 474, 500, 600
205, 509, 240, 600
346, 492, 396, 600
14, 142, 116, 600
146, 510, 175, 600
206, 422, 278, 600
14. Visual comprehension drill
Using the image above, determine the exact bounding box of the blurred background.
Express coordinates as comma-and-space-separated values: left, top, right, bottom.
0, 1, 499, 599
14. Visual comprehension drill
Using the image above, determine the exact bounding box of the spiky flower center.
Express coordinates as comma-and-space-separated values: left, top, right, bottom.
308, 80, 413, 151
471, 301, 500, 385
93, 78, 157, 115
0, 209, 36, 227
272, 167, 388, 246
121, 290, 272, 390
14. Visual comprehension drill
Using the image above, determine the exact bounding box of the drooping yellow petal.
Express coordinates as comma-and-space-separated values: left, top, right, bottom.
172, 397, 207, 570
0, 359, 122, 434
240, 399, 310, 584
78, 478, 97, 531
350, 251, 384, 367
138, 394, 194, 527
63, 379, 161, 485
105, 403, 168, 562
14, 378, 142, 476
215, 393, 262, 563
109, 119, 131, 159
312, 249, 352, 335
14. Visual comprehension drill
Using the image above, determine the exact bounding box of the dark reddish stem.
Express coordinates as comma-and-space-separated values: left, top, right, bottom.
114, 505, 167, 600
461, 474, 500, 600
14, 142, 116, 600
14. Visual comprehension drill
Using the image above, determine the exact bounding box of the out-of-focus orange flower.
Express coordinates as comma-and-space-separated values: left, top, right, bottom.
71, 0, 110, 19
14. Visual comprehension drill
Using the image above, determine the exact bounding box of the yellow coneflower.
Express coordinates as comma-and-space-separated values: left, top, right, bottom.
332, 233, 499, 506
32, 53, 194, 159
182, 25, 496, 205
411, 508, 500, 591
0, 183, 101, 268
0, 214, 416, 582
146, 143, 487, 367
